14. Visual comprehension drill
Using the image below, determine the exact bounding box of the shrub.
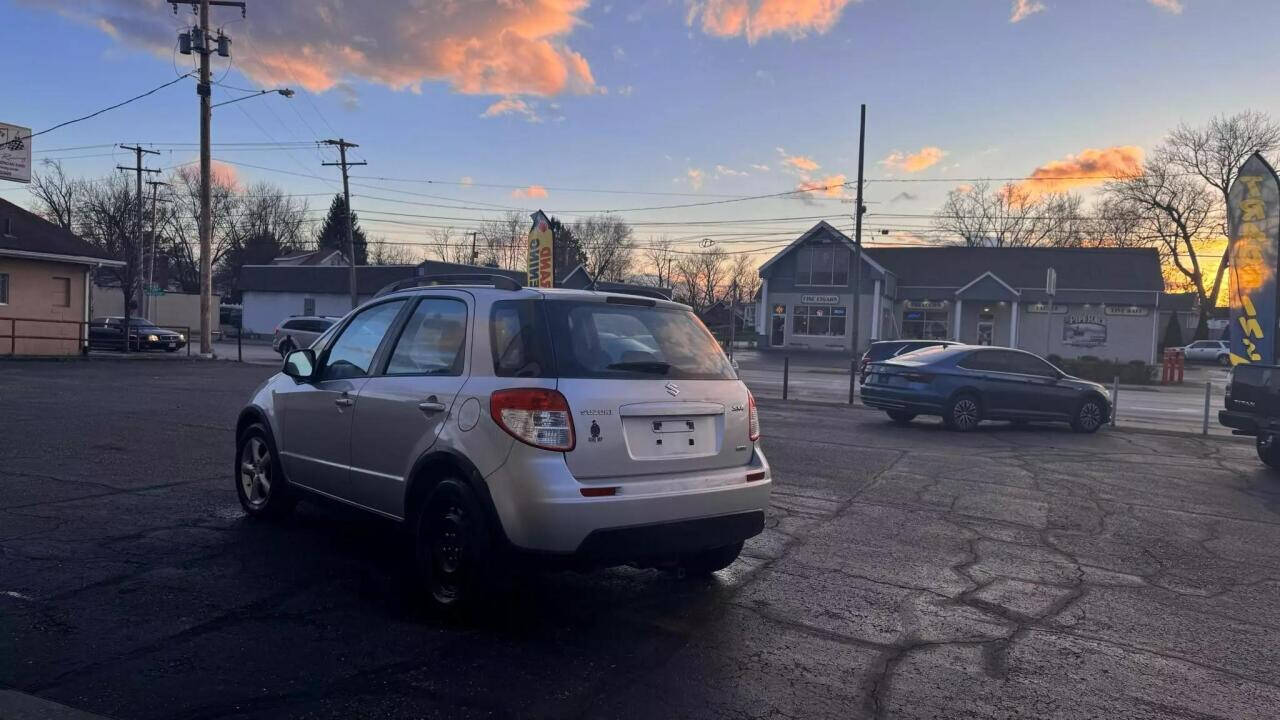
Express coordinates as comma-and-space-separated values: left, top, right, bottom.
1053, 356, 1154, 385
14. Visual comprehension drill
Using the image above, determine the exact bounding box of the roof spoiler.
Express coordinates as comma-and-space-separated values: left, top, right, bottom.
373, 273, 523, 297
604, 286, 670, 301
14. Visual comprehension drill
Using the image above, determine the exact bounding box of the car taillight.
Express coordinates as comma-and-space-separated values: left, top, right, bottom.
902, 372, 935, 384
747, 390, 760, 441
490, 388, 575, 451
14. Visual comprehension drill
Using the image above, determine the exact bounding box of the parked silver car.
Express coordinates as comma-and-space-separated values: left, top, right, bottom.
272, 315, 340, 357
236, 278, 771, 609
1182, 339, 1230, 365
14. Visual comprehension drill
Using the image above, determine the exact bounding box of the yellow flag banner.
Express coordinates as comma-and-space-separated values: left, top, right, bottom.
527, 210, 555, 288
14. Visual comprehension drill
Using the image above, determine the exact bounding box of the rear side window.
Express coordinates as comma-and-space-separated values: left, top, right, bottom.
546, 300, 735, 380
386, 298, 467, 376
281, 320, 303, 331
490, 300, 554, 377
957, 350, 1006, 372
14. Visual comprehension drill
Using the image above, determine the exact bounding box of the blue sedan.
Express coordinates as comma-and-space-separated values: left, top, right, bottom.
860, 345, 1111, 433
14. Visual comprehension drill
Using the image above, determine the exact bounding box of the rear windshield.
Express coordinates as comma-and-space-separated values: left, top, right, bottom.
866, 342, 905, 361
549, 300, 735, 380
894, 344, 952, 361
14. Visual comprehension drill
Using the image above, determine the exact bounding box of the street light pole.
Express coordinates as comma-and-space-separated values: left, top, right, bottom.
851, 103, 866, 363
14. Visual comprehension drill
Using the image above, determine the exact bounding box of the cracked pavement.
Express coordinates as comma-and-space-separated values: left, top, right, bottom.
3, 361, 1280, 719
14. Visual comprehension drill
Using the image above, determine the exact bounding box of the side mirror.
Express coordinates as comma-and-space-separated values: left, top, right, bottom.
283, 348, 316, 380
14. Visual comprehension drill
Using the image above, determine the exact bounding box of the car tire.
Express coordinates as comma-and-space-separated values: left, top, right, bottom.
234, 423, 296, 518
944, 393, 983, 432
415, 478, 493, 611
1257, 434, 1280, 469
886, 410, 917, 425
678, 542, 744, 577
1071, 397, 1106, 434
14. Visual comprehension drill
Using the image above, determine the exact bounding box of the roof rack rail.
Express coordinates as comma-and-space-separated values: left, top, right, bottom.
374, 273, 523, 297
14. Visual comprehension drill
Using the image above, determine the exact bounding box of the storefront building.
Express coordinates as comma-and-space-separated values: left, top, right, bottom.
756, 222, 1165, 363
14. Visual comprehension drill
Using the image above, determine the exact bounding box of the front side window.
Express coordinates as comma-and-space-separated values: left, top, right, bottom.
320, 301, 405, 381
385, 298, 467, 376
1005, 352, 1059, 377
792, 305, 847, 336
546, 300, 734, 380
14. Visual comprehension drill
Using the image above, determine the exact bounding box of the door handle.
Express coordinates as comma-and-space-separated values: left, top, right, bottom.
334, 395, 354, 408
418, 399, 447, 413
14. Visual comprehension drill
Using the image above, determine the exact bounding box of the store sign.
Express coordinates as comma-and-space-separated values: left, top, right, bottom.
0, 122, 31, 184
1063, 313, 1107, 348
904, 300, 946, 310
1227, 152, 1280, 365
1104, 305, 1148, 317
1025, 303, 1067, 314
526, 210, 555, 288
800, 294, 839, 305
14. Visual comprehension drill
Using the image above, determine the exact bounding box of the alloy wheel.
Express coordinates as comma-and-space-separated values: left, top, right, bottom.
952, 398, 979, 430
1078, 402, 1102, 431
239, 436, 273, 508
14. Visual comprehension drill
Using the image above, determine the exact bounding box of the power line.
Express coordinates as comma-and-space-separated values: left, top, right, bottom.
15, 73, 193, 142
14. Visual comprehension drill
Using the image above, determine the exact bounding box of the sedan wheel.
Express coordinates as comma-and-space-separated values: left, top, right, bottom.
1071, 399, 1105, 434
234, 424, 295, 518
945, 394, 982, 432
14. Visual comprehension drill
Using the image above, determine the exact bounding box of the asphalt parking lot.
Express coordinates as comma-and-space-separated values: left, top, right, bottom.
4, 361, 1280, 719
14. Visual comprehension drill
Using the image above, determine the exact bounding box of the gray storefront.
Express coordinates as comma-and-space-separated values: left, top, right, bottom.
757, 223, 1165, 363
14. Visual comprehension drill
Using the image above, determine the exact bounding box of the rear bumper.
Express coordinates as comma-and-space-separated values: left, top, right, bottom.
1219, 409, 1258, 435
859, 386, 944, 415
484, 444, 772, 555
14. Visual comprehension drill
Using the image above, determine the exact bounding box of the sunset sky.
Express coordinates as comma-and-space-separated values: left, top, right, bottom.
4, 0, 1279, 267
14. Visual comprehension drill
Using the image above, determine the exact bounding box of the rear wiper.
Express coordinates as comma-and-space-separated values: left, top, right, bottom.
606, 361, 672, 375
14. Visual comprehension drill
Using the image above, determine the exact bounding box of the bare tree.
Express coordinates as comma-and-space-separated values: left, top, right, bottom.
1103, 157, 1218, 337
427, 226, 475, 264
77, 176, 143, 315
1083, 195, 1150, 248
674, 248, 728, 316
1161, 110, 1280, 316
933, 182, 1086, 247
367, 238, 421, 265
163, 165, 240, 292
29, 160, 83, 230
477, 212, 526, 271
572, 214, 635, 282
727, 252, 761, 306
642, 235, 678, 289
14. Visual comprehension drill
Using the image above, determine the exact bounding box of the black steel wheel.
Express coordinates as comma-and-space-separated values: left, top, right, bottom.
416, 479, 492, 611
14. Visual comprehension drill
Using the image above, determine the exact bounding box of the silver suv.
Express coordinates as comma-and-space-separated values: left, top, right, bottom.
272, 316, 340, 357
235, 277, 771, 608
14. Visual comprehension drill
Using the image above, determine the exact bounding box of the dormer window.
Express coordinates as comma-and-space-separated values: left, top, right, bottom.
795, 243, 850, 286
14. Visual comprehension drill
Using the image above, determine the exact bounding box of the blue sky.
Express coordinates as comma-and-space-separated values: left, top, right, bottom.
5, 0, 1280, 262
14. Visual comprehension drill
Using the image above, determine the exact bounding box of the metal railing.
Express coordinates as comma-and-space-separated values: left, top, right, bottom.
1, 317, 192, 357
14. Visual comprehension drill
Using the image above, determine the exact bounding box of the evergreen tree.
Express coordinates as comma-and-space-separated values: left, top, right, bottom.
316, 194, 368, 265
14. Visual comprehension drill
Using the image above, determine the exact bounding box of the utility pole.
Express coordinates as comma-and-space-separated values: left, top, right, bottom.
469, 231, 478, 265
322, 139, 367, 309
145, 180, 170, 320
118, 145, 160, 350
851, 104, 866, 366
171, 0, 245, 356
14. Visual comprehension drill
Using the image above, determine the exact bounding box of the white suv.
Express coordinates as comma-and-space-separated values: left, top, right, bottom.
235, 276, 771, 608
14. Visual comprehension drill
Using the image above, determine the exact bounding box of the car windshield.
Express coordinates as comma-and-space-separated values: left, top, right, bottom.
547, 300, 735, 380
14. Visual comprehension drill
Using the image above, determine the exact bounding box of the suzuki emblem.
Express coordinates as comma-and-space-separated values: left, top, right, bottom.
665, 382, 681, 397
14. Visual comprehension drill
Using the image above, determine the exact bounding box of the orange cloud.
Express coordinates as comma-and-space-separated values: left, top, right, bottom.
690, 0, 859, 42
1009, 145, 1144, 198
211, 160, 238, 187
48, 1, 597, 98
1010, 0, 1045, 22
782, 154, 820, 172
687, 168, 706, 190
881, 146, 947, 173
798, 174, 847, 198
1149, 0, 1183, 13
482, 97, 540, 121
511, 185, 549, 199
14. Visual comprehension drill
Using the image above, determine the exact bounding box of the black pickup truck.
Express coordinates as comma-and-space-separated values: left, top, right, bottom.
1220, 363, 1280, 468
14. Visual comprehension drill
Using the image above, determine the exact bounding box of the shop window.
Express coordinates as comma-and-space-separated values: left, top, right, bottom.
902, 309, 949, 340
792, 305, 846, 336
0, 273, 8, 304
794, 245, 850, 286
